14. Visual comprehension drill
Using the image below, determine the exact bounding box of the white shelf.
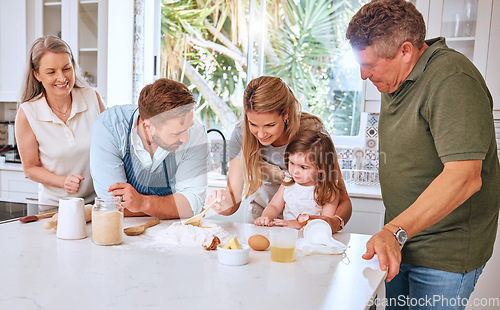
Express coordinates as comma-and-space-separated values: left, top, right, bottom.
80, 47, 97, 52
446, 36, 475, 41
44, 1, 62, 6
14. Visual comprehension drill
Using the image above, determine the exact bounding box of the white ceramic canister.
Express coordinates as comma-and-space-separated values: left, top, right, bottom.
56, 197, 87, 240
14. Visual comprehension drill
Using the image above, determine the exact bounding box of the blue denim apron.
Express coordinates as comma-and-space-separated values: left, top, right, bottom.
123, 110, 175, 196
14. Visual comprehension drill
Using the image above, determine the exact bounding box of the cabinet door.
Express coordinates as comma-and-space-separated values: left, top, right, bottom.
0, 0, 27, 101
465, 221, 500, 309
0, 170, 38, 196
486, 0, 500, 115
361, 0, 494, 113
344, 197, 385, 235
29, 0, 107, 99
427, 0, 492, 76
363, 81, 381, 113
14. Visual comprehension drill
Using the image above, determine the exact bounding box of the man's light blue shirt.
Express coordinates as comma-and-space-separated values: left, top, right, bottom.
90, 104, 209, 214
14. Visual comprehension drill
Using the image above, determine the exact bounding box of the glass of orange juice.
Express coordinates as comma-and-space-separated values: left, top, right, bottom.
270, 227, 298, 262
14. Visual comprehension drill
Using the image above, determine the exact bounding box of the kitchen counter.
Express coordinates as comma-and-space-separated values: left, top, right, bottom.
345, 183, 382, 199
0, 190, 38, 205
0, 162, 24, 172
0, 217, 386, 310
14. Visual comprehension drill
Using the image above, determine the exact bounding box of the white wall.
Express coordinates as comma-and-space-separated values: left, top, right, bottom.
106, 0, 134, 107
0, 0, 27, 102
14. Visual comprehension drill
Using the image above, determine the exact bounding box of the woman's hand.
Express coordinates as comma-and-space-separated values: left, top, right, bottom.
64, 174, 85, 194
273, 219, 302, 229
254, 216, 274, 226
207, 189, 228, 214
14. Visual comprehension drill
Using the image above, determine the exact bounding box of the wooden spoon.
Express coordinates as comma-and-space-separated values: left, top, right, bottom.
183, 200, 216, 226
124, 218, 160, 236
19, 211, 57, 223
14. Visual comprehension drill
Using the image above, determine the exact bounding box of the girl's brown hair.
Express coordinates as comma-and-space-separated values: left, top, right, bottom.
284, 130, 340, 206
242, 76, 322, 197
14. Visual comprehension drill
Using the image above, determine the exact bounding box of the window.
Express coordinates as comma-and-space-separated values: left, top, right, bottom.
159, 0, 367, 139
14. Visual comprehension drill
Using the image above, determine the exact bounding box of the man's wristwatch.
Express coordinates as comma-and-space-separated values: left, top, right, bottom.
383, 223, 408, 247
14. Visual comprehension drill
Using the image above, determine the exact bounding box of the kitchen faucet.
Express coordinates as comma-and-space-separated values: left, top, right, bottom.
207, 128, 227, 175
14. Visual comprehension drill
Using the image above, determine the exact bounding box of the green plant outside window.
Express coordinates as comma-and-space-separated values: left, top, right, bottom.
159, 0, 367, 137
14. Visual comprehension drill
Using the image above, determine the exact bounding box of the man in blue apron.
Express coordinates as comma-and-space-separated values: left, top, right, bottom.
90, 79, 209, 219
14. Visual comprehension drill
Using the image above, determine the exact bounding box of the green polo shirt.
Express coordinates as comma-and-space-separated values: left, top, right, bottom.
379, 37, 500, 273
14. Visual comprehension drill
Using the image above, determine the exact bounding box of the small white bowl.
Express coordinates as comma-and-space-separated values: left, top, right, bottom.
217, 244, 250, 266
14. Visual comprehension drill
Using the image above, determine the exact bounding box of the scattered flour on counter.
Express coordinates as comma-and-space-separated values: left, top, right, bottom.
117, 221, 235, 252
153, 222, 234, 247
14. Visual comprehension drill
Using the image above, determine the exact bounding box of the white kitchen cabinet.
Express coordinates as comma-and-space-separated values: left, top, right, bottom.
0, 0, 27, 102
486, 0, 500, 118
344, 197, 385, 235
424, 0, 492, 76
26, 0, 108, 100
466, 220, 500, 310
0, 168, 38, 198
363, 0, 499, 115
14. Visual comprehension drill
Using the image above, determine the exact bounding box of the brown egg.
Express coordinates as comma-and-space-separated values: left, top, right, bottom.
248, 234, 270, 251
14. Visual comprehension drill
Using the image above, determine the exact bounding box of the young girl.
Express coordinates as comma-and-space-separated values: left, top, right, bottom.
254, 130, 348, 232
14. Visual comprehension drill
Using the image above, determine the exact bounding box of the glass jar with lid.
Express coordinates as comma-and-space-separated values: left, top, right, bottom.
92, 196, 124, 245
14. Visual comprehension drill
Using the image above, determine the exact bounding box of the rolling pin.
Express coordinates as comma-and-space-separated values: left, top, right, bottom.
19, 212, 57, 223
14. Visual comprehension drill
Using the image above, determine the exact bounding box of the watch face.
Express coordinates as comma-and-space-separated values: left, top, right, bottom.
396, 229, 408, 244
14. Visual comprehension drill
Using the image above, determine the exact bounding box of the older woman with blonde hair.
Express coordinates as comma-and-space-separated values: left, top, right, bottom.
15, 35, 106, 206
208, 76, 351, 230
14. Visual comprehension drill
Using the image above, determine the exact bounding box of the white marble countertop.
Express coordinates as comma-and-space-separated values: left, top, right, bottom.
345, 183, 382, 199
0, 217, 386, 310
0, 190, 38, 204
0, 162, 24, 172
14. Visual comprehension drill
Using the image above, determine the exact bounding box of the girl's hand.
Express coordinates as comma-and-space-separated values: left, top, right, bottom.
272, 219, 302, 230
64, 174, 84, 194
254, 216, 274, 226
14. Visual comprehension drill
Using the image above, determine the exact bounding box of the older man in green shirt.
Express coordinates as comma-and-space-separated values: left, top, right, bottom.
346, 0, 499, 309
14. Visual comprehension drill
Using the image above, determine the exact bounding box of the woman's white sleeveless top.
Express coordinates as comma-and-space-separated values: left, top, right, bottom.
21, 87, 101, 206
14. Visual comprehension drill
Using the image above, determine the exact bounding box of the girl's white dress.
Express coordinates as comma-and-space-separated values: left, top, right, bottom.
282, 183, 322, 220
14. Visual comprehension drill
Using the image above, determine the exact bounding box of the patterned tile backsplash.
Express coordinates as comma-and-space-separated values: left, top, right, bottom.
337, 113, 380, 185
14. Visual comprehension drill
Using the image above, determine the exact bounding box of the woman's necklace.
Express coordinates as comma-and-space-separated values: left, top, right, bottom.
49, 103, 72, 117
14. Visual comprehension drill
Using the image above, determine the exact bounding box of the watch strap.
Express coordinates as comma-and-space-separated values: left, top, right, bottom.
333, 214, 344, 230
383, 223, 407, 247
383, 223, 400, 234
297, 214, 310, 227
